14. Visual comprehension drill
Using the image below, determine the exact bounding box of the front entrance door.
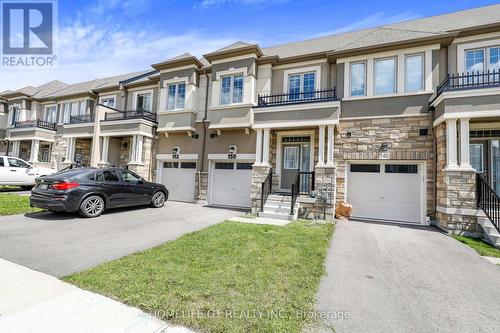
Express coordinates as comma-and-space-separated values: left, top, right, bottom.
280, 138, 311, 191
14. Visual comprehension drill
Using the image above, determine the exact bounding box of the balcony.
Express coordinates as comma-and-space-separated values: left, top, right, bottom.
103, 109, 157, 123
69, 114, 95, 124
256, 88, 337, 108
437, 71, 500, 96
14, 119, 55, 131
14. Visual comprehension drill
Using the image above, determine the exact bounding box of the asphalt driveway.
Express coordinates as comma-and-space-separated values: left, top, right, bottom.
316, 220, 500, 333
0, 201, 239, 277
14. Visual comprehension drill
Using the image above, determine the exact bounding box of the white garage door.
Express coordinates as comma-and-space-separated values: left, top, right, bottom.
210, 162, 253, 208
347, 163, 423, 224
161, 161, 196, 202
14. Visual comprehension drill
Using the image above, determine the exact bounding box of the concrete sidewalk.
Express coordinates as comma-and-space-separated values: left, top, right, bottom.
0, 258, 192, 333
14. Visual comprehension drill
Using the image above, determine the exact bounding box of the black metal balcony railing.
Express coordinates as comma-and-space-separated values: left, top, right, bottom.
14, 119, 56, 130
477, 173, 500, 233
104, 109, 157, 123
437, 70, 500, 96
69, 114, 95, 124
257, 88, 337, 107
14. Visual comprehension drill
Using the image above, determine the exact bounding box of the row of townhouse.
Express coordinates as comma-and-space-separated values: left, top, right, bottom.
2, 5, 500, 241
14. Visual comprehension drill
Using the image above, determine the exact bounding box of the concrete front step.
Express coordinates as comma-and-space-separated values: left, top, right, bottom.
262, 206, 292, 214
267, 194, 291, 202
259, 211, 294, 220
478, 216, 500, 248
264, 201, 293, 209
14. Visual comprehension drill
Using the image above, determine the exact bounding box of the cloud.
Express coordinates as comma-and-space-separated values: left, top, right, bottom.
198, 0, 290, 9
312, 11, 421, 37
0, 20, 237, 91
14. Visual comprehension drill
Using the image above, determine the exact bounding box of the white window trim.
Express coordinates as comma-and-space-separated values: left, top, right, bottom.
219, 73, 245, 105
59, 98, 89, 124
43, 104, 57, 122
463, 46, 500, 73
99, 94, 117, 108
457, 38, 500, 73
373, 56, 398, 96
283, 65, 321, 92
164, 78, 188, 111
340, 45, 437, 99
132, 89, 154, 112
404, 53, 425, 93
349, 61, 367, 97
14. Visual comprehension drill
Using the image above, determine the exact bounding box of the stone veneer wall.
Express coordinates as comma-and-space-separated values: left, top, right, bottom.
129, 136, 156, 181
250, 165, 271, 214
51, 136, 68, 170
194, 171, 208, 203
74, 138, 92, 167
434, 122, 481, 236
119, 137, 131, 167
19, 140, 30, 161
335, 115, 435, 216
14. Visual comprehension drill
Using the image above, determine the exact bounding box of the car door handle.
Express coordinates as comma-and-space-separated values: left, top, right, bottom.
10, 169, 17, 172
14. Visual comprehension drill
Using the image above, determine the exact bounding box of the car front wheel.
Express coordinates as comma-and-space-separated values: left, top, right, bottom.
79, 195, 105, 218
151, 191, 166, 208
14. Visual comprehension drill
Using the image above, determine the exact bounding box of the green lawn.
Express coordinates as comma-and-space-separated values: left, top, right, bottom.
453, 235, 500, 258
0, 194, 42, 216
64, 220, 334, 333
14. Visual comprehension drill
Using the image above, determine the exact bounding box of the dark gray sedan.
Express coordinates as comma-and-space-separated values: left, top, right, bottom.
30, 167, 169, 217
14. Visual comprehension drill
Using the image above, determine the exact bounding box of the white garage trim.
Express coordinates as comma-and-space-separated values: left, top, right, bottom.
345, 160, 427, 225
207, 155, 255, 208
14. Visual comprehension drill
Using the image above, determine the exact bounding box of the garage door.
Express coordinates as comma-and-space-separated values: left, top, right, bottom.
160, 161, 196, 202
210, 162, 253, 207
347, 163, 422, 224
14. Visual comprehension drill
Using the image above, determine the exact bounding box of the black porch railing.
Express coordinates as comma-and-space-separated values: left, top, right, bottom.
69, 114, 95, 124
257, 88, 337, 107
104, 109, 157, 123
260, 168, 273, 212
299, 171, 315, 195
477, 173, 500, 233
290, 172, 300, 215
14, 119, 56, 130
437, 70, 500, 96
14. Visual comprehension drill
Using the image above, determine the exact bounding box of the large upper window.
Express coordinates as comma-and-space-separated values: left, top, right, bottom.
62, 100, 86, 123
100, 97, 115, 108
350, 62, 366, 96
136, 93, 152, 111
44, 105, 57, 123
10, 106, 20, 125
490, 47, 500, 71
465, 49, 485, 72
405, 54, 424, 92
374, 57, 396, 95
167, 83, 186, 110
288, 72, 316, 99
220, 74, 243, 105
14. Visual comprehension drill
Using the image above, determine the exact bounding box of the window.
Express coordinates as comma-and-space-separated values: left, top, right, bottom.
374, 58, 396, 95
405, 54, 424, 92
288, 72, 316, 99
350, 164, 380, 173
96, 170, 119, 182
215, 162, 234, 169
465, 49, 485, 72
180, 162, 196, 169
470, 143, 483, 172
220, 74, 243, 105
0, 158, 4, 167
10, 107, 20, 125
385, 164, 418, 174
119, 170, 141, 184
236, 163, 253, 170
490, 47, 500, 71
100, 97, 115, 108
350, 62, 366, 96
40, 144, 51, 163
8, 158, 30, 168
167, 83, 186, 110
163, 162, 179, 168
44, 106, 57, 123
136, 93, 152, 111
284, 146, 299, 169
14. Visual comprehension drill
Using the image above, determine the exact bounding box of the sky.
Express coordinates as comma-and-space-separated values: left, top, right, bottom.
1, 0, 499, 91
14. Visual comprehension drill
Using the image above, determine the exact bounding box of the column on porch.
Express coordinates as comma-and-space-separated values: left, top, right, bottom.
251, 127, 272, 214
29, 139, 40, 163
65, 138, 76, 164
99, 136, 110, 166
128, 134, 144, 165
11, 141, 20, 158
314, 124, 337, 221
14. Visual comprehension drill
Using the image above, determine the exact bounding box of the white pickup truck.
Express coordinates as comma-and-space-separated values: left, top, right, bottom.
0, 156, 57, 188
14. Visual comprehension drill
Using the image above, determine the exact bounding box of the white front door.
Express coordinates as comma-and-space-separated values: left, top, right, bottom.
347, 162, 423, 224
210, 162, 253, 207
160, 161, 196, 202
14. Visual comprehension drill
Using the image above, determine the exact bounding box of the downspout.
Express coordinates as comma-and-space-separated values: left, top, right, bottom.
199, 70, 210, 200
